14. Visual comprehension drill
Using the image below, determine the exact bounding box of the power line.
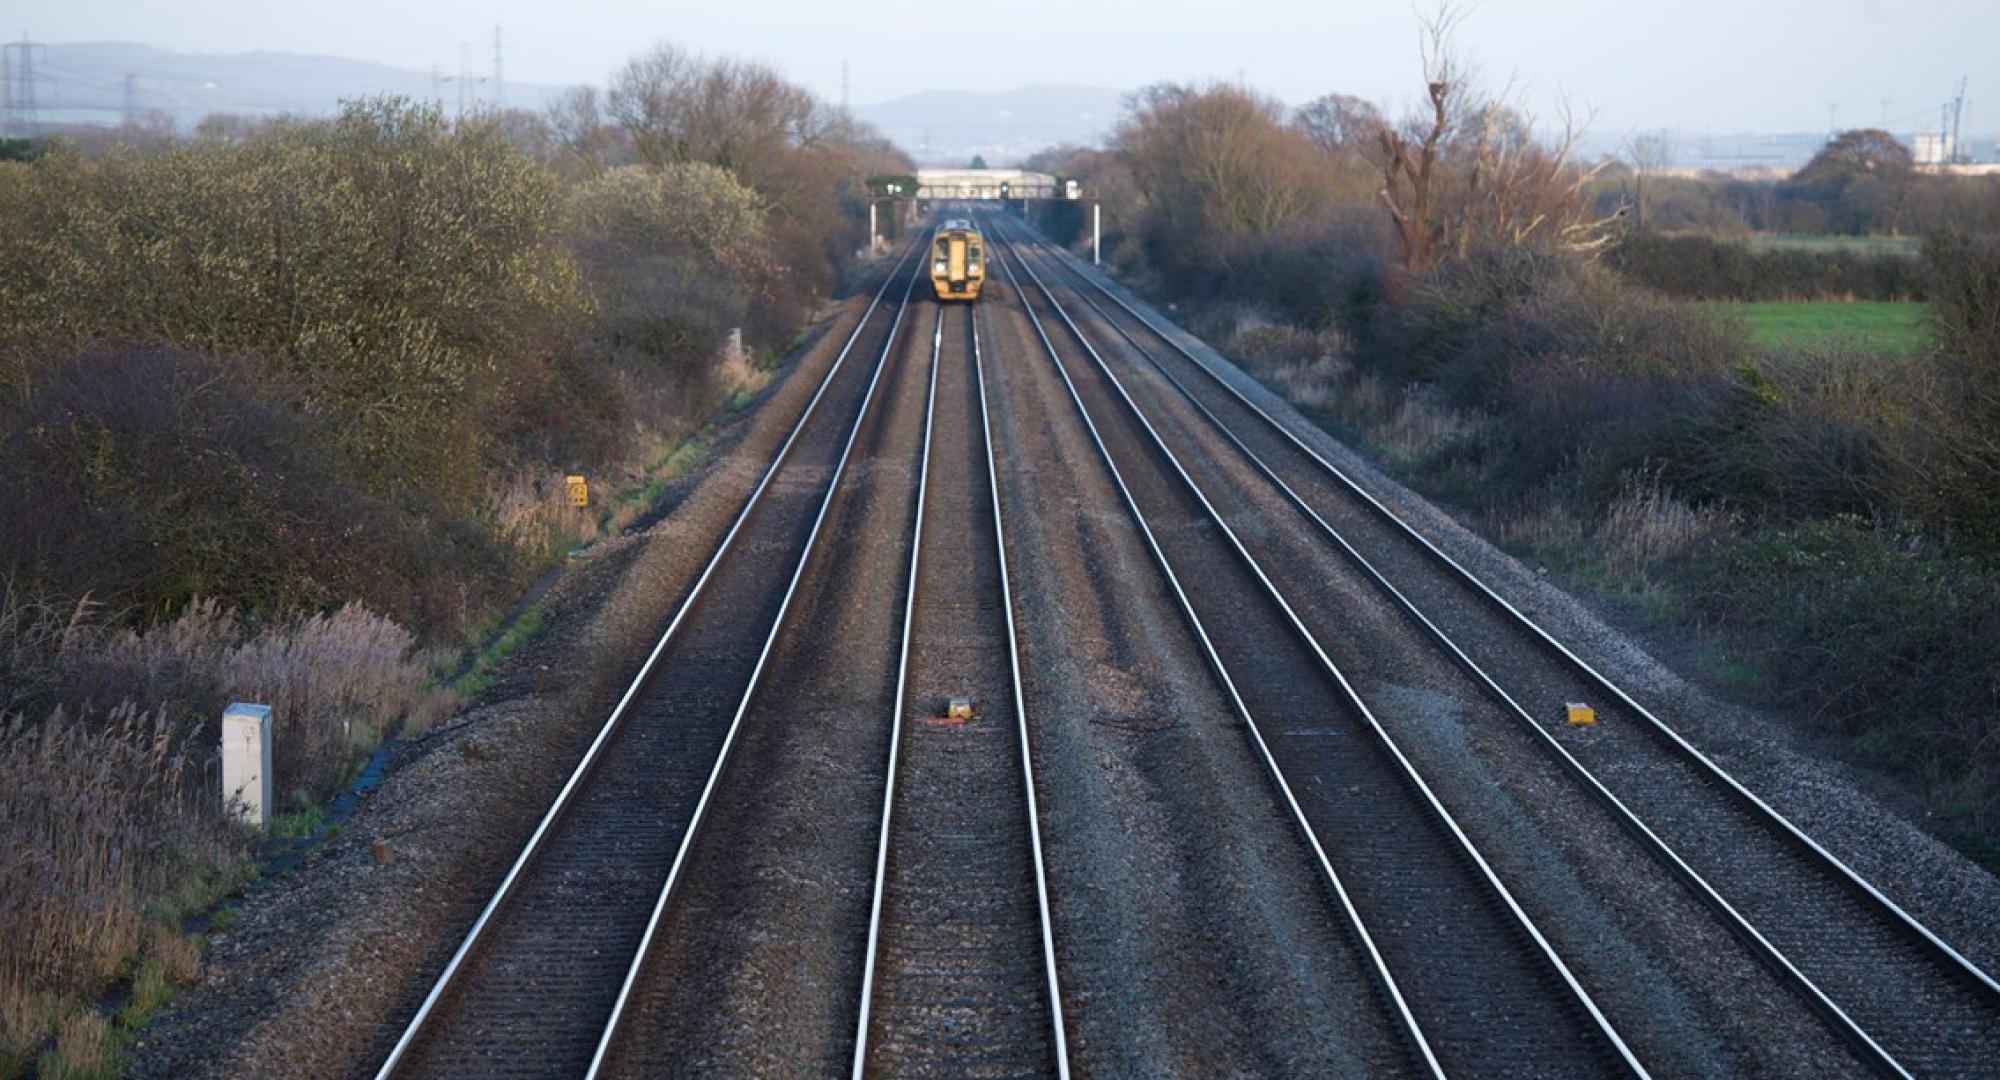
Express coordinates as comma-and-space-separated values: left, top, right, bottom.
3, 32, 52, 136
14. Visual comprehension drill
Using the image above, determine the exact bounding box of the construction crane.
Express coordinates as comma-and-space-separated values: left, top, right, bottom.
1948, 77, 1968, 164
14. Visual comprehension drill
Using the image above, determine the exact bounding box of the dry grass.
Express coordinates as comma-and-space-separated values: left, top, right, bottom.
0, 591, 452, 1073
714, 345, 772, 399
1490, 498, 1592, 554
1223, 318, 1353, 413
0, 989, 62, 1077
1259, 352, 1348, 411
488, 469, 604, 558
1376, 386, 1479, 467
62, 599, 457, 795
145, 927, 201, 989
37, 1011, 116, 1080
482, 341, 763, 568
1219, 317, 1482, 472
1599, 473, 1737, 581
0, 705, 221, 1075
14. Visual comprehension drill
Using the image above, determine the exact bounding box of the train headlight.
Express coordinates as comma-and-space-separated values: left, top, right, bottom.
934, 261, 948, 274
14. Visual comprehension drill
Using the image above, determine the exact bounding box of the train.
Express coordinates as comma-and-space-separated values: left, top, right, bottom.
930, 219, 985, 301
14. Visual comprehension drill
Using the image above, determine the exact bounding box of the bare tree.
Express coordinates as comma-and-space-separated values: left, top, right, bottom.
1116, 82, 1338, 258
1459, 99, 1623, 258
1292, 92, 1387, 205
543, 86, 622, 179
1294, 93, 1386, 156
1375, 5, 1621, 268
1374, 7, 1461, 268
607, 46, 822, 188
1627, 130, 1675, 231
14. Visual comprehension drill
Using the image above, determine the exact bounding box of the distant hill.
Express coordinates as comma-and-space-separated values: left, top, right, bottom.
852, 85, 1129, 166
22, 42, 569, 133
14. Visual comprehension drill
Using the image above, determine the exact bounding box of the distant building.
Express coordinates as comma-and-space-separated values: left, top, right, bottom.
1914, 131, 1956, 165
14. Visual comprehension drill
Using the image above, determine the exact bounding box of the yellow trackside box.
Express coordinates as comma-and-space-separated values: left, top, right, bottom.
1565, 702, 1597, 727
566, 475, 589, 508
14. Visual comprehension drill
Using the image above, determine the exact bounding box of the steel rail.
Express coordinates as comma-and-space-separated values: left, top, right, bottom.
993, 220, 1649, 1078
981, 214, 1448, 1080
374, 241, 924, 1079
1016, 221, 2000, 1006
973, 299, 1073, 1077
583, 258, 927, 1079
847, 301, 1072, 1077
998, 224, 1911, 1077
850, 306, 946, 1077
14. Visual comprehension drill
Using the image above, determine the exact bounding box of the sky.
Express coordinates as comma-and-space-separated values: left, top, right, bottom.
15, 0, 1999, 135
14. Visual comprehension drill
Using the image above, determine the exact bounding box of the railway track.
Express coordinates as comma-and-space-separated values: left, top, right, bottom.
366, 208, 1996, 1076
374, 243, 926, 1078
995, 218, 2000, 1077
975, 244, 1416, 1072
850, 301, 1069, 1077
984, 218, 1646, 1078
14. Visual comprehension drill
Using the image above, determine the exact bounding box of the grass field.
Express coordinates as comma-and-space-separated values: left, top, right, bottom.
1724, 301, 1930, 353
1746, 233, 1924, 258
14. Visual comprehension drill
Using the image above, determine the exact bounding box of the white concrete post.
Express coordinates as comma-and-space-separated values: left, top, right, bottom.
1093, 202, 1101, 266
222, 703, 273, 829
869, 201, 877, 254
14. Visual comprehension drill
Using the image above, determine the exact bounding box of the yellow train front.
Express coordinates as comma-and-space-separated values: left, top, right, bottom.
930, 220, 985, 301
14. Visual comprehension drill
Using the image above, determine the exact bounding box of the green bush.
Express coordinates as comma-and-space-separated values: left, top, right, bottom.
1387, 249, 1745, 502
563, 163, 774, 371
0, 348, 515, 631
1673, 347, 1928, 521
1669, 520, 2000, 825
1916, 233, 2000, 548
0, 99, 581, 509
1604, 232, 1928, 302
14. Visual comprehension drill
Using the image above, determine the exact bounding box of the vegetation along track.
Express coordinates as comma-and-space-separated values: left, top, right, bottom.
850, 301, 1069, 1077
372, 242, 926, 1078
986, 217, 1645, 1078
998, 217, 2000, 1077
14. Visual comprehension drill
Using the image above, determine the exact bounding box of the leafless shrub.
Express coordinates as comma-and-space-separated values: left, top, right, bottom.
605, 43, 908, 305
